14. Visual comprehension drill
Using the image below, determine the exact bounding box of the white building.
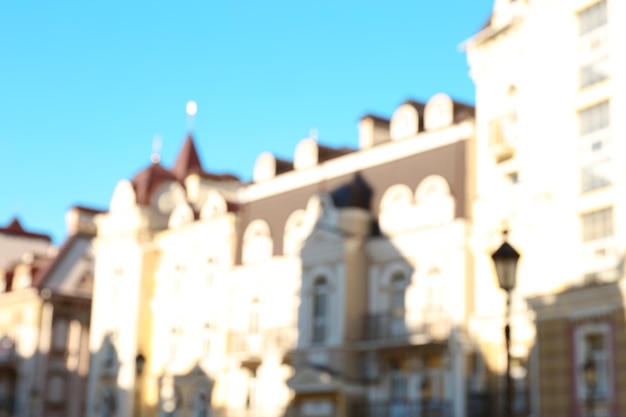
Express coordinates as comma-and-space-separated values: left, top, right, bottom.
465, 0, 626, 415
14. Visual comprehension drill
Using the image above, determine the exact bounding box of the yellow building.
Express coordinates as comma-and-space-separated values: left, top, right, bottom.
0, 208, 98, 417
86, 93, 480, 417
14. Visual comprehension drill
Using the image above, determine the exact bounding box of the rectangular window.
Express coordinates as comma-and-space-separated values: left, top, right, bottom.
579, 101, 610, 136
581, 207, 613, 242
580, 56, 609, 88
312, 280, 328, 342
578, 0, 607, 36
581, 158, 612, 192
574, 323, 613, 404
390, 359, 407, 401
52, 320, 68, 351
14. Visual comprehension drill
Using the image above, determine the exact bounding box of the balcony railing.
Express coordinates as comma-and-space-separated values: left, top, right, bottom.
351, 400, 452, 417
220, 407, 292, 417
227, 327, 296, 354
362, 312, 450, 342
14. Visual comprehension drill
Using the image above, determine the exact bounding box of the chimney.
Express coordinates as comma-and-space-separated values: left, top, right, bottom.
359, 115, 390, 149
65, 206, 105, 236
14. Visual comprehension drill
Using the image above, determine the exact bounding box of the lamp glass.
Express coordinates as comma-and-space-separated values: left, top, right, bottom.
492, 241, 520, 292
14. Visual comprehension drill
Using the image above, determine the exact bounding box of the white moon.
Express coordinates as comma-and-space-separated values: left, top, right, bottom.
186, 100, 198, 116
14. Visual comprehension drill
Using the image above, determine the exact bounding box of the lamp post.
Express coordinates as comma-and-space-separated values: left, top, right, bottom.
583, 356, 597, 417
134, 353, 146, 417
491, 230, 520, 417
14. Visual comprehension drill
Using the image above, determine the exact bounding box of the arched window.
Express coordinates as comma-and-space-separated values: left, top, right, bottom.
390, 272, 408, 336
312, 278, 328, 343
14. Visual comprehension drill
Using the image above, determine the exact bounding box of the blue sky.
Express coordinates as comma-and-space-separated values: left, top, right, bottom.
0, 1, 493, 244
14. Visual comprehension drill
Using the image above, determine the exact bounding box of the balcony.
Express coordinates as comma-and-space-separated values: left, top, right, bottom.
219, 406, 292, 417
360, 312, 451, 347
351, 400, 452, 417
227, 327, 297, 354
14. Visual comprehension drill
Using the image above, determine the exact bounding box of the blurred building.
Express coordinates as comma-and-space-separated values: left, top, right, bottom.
0, 208, 98, 417
465, 0, 626, 416
85, 93, 479, 417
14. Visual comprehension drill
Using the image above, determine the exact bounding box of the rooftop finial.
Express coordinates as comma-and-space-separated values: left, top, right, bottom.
186, 100, 198, 132
151, 135, 162, 164
501, 219, 510, 239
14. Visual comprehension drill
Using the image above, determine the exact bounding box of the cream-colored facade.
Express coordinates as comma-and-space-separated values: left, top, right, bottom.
4, 1, 626, 416
465, 0, 626, 416
0, 208, 97, 417
86, 93, 479, 417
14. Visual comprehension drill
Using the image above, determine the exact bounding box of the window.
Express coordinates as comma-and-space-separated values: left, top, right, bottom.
489, 86, 519, 162
390, 272, 407, 336
0, 368, 17, 416
583, 332, 609, 398
312, 278, 328, 342
103, 334, 116, 368
52, 320, 68, 351
575, 323, 613, 403
424, 269, 444, 320
249, 298, 260, 334
581, 207, 613, 242
389, 359, 407, 401
205, 258, 216, 287
193, 392, 209, 417
579, 101, 610, 136
47, 375, 65, 404
201, 323, 211, 357
99, 389, 116, 417
169, 327, 180, 360
581, 158, 612, 192
578, 0, 607, 36
580, 56, 609, 88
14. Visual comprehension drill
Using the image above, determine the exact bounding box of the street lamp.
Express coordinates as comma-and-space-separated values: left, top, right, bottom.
135, 353, 146, 377
583, 356, 597, 417
491, 230, 520, 417
134, 353, 146, 417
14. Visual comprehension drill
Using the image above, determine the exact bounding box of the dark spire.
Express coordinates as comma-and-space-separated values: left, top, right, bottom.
172, 134, 204, 182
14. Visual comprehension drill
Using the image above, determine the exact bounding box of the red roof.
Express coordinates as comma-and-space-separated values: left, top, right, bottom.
0, 218, 51, 242
131, 163, 180, 206
172, 134, 204, 182
130, 135, 240, 206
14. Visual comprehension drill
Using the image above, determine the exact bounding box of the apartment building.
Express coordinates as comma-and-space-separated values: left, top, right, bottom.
0, 208, 98, 417
85, 93, 478, 417
465, 0, 626, 415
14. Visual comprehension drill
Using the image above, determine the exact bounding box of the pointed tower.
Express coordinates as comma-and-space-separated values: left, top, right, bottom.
172, 134, 204, 182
